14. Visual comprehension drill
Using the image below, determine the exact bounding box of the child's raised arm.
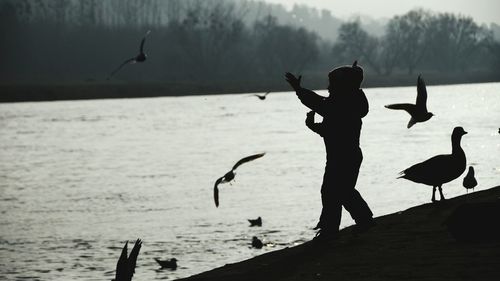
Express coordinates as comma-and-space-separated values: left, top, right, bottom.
285, 72, 329, 116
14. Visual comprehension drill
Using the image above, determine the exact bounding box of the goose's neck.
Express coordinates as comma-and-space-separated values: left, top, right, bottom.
452, 135, 464, 155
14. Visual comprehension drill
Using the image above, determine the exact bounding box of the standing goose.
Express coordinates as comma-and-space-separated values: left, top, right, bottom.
213, 153, 265, 207
385, 75, 434, 128
398, 127, 467, 202
107, 30, 151, 80
463, 166, 478, 193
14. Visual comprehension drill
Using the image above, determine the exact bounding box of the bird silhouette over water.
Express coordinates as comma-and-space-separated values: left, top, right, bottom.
252, 236, 263, 249
248, 216, 262, 227
385, 75, 434, 128
113, 239, 142, 281
107, 30, 151, 80
251, 92, 271, 100
213, 153, 265, 207
463, 166, 478, 193
154, 258, 177, 270
398, 127, 467, 202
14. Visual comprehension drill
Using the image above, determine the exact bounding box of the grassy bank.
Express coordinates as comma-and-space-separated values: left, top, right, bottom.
178, 186, 500, 281
1, 71, 499, 103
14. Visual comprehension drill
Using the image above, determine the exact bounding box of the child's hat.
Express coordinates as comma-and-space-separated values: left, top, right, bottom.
328, 60, 363, 89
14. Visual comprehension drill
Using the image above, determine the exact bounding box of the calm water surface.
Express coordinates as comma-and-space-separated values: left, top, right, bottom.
1, 83, 499, 280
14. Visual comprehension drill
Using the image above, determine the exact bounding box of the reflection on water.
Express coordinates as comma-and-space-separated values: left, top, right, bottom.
0, 83, 499, 280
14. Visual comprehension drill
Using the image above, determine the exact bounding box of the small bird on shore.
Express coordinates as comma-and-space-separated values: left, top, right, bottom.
251, 92, 271, 100
463, 166, 478, 193
385, 75, 434, 128
113, 238, 142, 281
248, 216, 262, 227
154, 258, 177, 270
252, 236, 263, 249
398, 127, 467, 202
107, 30, 151, 80
213, 153, 265, 207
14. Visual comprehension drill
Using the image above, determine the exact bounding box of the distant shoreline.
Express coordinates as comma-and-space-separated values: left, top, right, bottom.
1, 72, 498, 103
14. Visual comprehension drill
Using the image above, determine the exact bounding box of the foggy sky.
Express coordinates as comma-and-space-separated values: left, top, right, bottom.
261, 0, 500, 25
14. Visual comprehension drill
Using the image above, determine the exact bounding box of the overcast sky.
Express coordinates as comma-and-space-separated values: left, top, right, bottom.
260, 0, 500, 25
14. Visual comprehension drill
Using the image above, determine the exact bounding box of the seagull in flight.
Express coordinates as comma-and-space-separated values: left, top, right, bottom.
251, 92, 271, 100
385, 75, 434, 128
113, 238, 142, 281
213, 153, 265, 207
107, 30, 151, 80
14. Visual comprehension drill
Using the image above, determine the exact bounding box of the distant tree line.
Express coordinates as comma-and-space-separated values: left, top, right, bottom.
0, 0, 319, 82
0, 0, 498, 84
332, 9, 499, 75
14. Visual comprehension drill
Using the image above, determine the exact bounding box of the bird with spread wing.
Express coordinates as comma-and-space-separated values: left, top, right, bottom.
113, 238, 142, 281
213, 153, 265, 207
385, 75, 434, 128
250, 92, 271, 100
107, 30, 151, 80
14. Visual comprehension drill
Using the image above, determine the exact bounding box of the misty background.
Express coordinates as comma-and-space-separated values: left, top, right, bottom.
1, 0, 499, 88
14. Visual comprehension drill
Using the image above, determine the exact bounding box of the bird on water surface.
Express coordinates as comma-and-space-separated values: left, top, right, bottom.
252, 236, 263, 249
213, 153, 265, 207
154, 258, 178, 270
113, 239, 142, 281
463, 166, 478, 193
385, 75, 434, 128
108, 30, 151, 80
398, 127, 467, 202
248, 216, 262, 227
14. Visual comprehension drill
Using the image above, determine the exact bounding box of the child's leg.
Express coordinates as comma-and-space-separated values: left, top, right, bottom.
339, 151, 373, 224
318, 182, 342, 231
343, 189, 373, 224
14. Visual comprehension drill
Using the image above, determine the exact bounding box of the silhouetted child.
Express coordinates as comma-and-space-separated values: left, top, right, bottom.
285, 61, 374, 239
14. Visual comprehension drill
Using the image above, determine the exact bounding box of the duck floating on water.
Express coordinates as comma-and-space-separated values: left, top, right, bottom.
248, 216, 262, 227
398, 127, 467, 202
251, 236, 263, 249
154, 258, 178, 270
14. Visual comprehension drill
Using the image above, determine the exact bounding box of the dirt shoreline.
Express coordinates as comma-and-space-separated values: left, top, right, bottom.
1, 72, 499, 103
177, 186, 500, 281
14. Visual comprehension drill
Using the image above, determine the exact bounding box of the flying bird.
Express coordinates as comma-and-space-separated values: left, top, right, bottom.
113, 239, 142, 281
385, 75, 434, 128
248, 216, 262, 227
251, 92, 271, 100
154, 258, 177, 270
251, 236, 263, 249
213, 153, 265, 207
463, 166, 478, 193
398, 127, 467, 202
107, 30, 151, 80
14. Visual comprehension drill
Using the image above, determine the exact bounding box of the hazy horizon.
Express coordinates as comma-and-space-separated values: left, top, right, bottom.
260, 0, 500, 25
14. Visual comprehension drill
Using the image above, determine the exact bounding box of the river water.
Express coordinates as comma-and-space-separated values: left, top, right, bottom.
1, 82, 499, 280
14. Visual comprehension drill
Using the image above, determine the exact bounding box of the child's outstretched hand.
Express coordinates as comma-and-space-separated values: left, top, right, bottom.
285, 72, 302, 91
